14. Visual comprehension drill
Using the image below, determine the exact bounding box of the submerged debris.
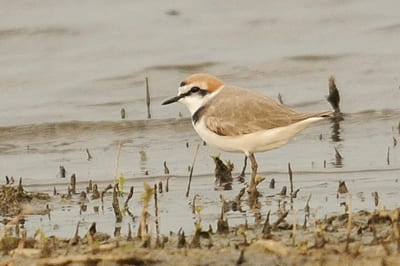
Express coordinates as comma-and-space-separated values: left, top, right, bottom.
59, 166, 66, 178
212, 154, 233, 189
337, 180, 349, 195
327, 76, 341, 113
0, 185, 50, 216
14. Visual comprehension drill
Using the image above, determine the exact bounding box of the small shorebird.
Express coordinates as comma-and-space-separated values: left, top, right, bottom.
162, 74, 332, 189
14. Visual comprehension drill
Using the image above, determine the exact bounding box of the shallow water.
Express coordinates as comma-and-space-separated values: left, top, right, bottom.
0, 0, 400, 237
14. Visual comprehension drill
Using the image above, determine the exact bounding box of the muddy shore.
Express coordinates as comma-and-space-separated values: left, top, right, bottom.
1, 177, 400, 266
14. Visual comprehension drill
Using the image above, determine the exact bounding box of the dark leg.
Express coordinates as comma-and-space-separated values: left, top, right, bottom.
238, 156, 247, 180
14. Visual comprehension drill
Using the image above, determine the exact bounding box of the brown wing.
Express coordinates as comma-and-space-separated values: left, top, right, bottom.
203, 86, 331, 136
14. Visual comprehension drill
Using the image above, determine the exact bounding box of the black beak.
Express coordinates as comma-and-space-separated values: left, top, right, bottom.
162, 95, 182, 105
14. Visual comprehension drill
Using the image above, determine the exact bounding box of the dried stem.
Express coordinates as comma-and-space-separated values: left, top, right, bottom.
112, 184, 122, 223
124, 186, 134, 209
113, 141, 123, 185
186, 143, 200, 197
145, 77, 151, 119
154, 184, 160, 237
288, 163, 293, 207
70, 174, 76, 194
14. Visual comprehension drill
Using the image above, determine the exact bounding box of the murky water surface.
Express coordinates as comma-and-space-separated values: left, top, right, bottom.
0, 0, 399, 237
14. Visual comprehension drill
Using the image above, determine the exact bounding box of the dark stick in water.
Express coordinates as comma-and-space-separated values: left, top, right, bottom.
327, 76, 341, 113
145, 77, 151, 119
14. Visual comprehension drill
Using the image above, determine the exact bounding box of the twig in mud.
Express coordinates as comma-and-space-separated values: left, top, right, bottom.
269, 178, 275, 189
304, 193, 312, 229
387, 146, 390, 165
70, 174, 76, 194
101, 184, 113, 204
124, 186, 134, 209
114, 227, 121, 238
158, 181, 163, 193
154, 184, 160, 238
192, 194, 199, 214
92, 184, 100, 199
145, 77, 151, 119
120, 108, 126, 119
59, 166, 66, 178
288, 163, 293, 206
235, 187, 246, 202
186, 143, 200, 197
262, 210, 271, 239
237, 249, 245, 265
86, 148, 93, 161
217, 196, 229, 234
18, 177, 23, 194
163, 161, 169, 175
177, 228, 186, 248
66, 222, 80, 255
272, 210, 289, 230
112, 184, 122, 223
113, 141, 123, 185
166, 177, 169, 192
5, 175, 9, 185
279, 186, 287, 196
373, 191, 379, 207
53, 186, 57, 196
334, 147, 343, 166
127, 223, 132, 241
327, 76, 341, 113
278, 93, 284, 104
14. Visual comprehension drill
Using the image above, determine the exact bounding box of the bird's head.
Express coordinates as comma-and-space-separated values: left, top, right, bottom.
162, 73, 224, 114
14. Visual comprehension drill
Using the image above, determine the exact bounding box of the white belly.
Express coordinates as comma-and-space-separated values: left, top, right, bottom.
193, 117, 325, 155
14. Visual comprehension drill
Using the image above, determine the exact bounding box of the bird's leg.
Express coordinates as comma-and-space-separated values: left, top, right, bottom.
237, 156, 247, 181
248, 153, 258, 192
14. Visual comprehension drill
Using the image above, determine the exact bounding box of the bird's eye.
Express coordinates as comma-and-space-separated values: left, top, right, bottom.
180, 81, 186, 87
190, 86, 200, 93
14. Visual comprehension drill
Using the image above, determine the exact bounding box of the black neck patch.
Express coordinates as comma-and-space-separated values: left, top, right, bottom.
192, 105, 206, 124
